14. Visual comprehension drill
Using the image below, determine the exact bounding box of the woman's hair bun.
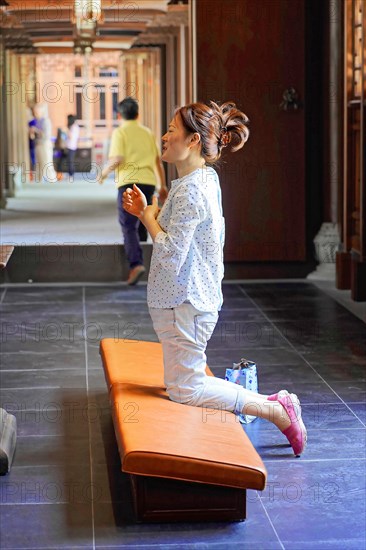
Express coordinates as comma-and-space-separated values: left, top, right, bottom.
177, 100, 250, 164
211, 100, 250, 153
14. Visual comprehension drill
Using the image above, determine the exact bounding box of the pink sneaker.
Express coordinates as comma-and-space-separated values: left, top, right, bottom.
269, 391, 307, 457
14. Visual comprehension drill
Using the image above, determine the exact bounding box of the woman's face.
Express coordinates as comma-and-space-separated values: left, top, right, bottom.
161, 113, 194, 163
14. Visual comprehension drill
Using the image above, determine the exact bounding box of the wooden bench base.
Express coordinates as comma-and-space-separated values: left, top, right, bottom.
130, 474, 246, 523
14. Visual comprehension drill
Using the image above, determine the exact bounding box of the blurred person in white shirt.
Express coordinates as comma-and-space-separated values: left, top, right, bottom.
66, 114, 80, 179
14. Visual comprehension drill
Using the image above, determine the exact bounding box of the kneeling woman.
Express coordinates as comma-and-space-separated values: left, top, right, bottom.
122, 101, 307, 457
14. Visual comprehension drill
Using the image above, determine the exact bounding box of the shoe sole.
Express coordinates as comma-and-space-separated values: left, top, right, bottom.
289, 393, 307, 456
127, 269, 146, 285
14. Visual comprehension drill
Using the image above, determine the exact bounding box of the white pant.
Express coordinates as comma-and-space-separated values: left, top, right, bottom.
149, 301, 248, 413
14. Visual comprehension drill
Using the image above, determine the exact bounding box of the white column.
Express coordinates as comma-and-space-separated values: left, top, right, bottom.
83, 52, 92, 140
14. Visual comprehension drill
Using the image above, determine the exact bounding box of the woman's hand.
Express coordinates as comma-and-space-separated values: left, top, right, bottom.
143, 195, 160, 221
122, 184, 147, 218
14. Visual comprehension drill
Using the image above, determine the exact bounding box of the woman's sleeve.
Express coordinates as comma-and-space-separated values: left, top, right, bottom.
153, 183, 207, 276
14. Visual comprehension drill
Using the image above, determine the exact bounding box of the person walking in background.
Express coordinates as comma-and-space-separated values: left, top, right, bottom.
54, 128, 67, 181
122, 100, 307, 457
27, 106, 37, 179
33, 103, 57, 183
66, 114, 80, 180
99, 97, 168, 285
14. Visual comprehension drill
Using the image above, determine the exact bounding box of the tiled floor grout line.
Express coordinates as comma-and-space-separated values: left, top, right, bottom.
10, 545, 277, 550
0, 287, 7, 304
0, 546, 91, 550
257, 492, 285, 550
238, 286, 366, 429
0, 288, 9, 308
82, 286, 96, 550
0, 282, 147, 288
2, 386, 62, 390
0, 351, 86, 356
0, 369, 96, 378
91, 545, 276, 549
15, 434, 64, 438
208, 346, 302, 351
0, 299, 148, 305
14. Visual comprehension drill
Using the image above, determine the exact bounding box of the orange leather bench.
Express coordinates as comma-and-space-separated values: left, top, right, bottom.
100, 338, 267, 523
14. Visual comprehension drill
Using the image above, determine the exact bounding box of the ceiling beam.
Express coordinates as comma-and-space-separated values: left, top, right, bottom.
2, 0, 174, 53
22, 21, 147, 31
6, 0, 169, 8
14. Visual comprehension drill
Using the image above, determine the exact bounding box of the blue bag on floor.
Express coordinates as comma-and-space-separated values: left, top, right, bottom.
225, 358, 258, 424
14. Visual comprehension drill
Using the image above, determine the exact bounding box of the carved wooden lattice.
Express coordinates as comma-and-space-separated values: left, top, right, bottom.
337, 0, 366, 299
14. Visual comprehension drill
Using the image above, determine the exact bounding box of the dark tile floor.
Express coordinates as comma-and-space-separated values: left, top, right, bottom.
0, 282, 365, 549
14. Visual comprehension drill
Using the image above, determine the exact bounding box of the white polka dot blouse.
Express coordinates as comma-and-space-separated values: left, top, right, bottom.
147, 165, 225, 312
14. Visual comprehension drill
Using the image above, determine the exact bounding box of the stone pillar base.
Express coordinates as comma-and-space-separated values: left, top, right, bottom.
307, 263, 336, 280
307, 223, 340, 281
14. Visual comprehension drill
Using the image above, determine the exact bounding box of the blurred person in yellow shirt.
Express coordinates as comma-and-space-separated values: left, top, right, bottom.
100, 97, 168, 285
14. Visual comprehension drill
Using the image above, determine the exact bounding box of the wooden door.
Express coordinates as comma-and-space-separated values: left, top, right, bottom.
196, 0, 306, 263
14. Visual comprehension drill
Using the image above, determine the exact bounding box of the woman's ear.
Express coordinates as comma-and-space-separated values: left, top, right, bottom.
190, 132, 201, 148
